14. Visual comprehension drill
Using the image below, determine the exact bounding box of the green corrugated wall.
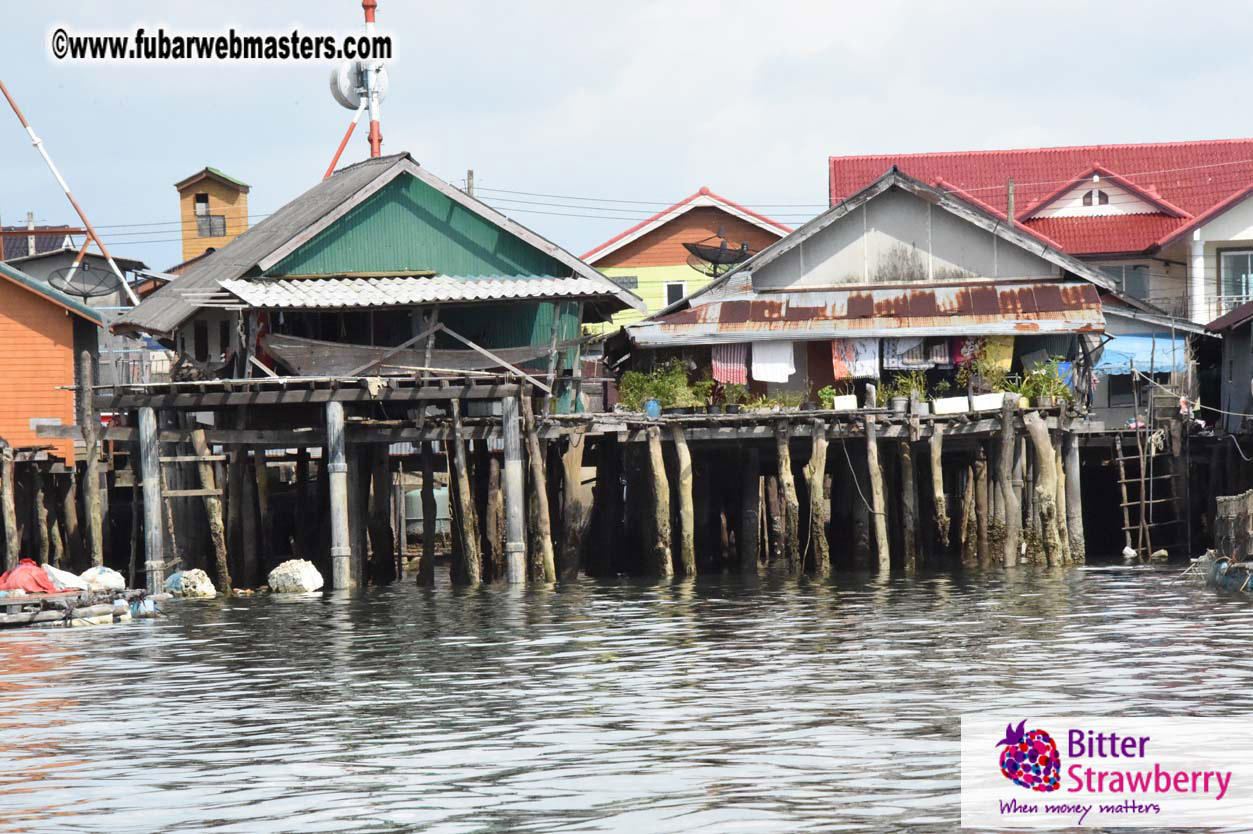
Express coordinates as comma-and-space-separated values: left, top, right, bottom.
266, 174, 567, 277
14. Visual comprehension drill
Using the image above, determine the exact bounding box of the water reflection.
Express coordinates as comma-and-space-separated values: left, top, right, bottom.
0, 566, 1250, 832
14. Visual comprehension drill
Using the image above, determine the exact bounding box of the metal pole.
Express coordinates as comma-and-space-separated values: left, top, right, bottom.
326, 401, 352, 589
138, 407, 164, 594
362, 0, 382, 157
500, 394, 526, 582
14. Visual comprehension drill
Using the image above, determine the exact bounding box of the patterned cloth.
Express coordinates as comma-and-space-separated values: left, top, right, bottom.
882, 337, 931, 370
951, 335, 1013, 369
751, 340, 795, 383
831, 338, 880, 379
711, 343, 748, 384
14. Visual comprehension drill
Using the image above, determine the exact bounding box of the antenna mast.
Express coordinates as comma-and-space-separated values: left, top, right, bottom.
363, 0, 382, 158
323, 0, 387, 178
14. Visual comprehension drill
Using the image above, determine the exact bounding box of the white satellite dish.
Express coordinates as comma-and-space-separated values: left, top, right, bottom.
329, 60, 388, 110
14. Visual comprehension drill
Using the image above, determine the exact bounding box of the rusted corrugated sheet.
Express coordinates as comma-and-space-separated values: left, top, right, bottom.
628, 280, 1104, 346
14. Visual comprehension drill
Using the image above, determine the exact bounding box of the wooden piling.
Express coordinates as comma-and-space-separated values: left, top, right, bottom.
1022, 411, 1062, 567
558, 431, 591, 581
418, 441, 437, 587
485, 453, 505, 580
863, 414, 890, 572
668, 424, 696, 576
449, 398, 482, 586
253, 445, 274, 569
1063, 429, 1085, 563
765, 474, 784, 564
191, 428, 230, 594
1054, 442, 1071, 565
645, 425, 673, 577
740, 447, 761, 575
519, 391, 555, 582
294, 447, 312, 562
975, 445, 990, 566
325, 401, 352, 590
368, 444, 397, 584
805, 420, 830, 577
959, 462, 975, 566
775, 423, 801, 573
0, 442, 16, 572
899, 440, 918, 574
589, 434, 621, 577
138, 407, 165, 594
500, 395, 527, 583
60, 468, 81, 569
78, 351, 103, 567
997, 395, 1022, 566
241, 446, 261, 587
32, 464, 49, 565
929, 426, 948, 551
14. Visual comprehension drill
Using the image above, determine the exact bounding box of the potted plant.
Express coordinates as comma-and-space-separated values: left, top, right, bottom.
818, 383, 858, 411
896, 370, 929, 415
958, 357, 1014, 412
723, 383, 749, 414
930, 377, 968, 415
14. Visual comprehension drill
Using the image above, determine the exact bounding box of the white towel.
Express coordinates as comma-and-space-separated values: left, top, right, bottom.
751, 340, 795, 383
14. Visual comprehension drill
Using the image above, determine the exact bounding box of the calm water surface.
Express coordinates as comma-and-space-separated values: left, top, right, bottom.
1, 565, 1251, 833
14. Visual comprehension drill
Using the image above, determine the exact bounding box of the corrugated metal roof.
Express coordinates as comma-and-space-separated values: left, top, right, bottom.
221, 275, 619, 308
627, 280, 1105, 346
0, 261, 103, 324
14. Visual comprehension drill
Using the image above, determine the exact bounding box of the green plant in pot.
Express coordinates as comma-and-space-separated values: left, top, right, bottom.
722, 383, 749, 413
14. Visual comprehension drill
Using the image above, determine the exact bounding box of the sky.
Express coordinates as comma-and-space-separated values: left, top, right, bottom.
3, 0, 1249, 272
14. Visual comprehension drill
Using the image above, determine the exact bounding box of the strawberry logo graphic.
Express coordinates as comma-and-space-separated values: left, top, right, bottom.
996, 720, 1061, 792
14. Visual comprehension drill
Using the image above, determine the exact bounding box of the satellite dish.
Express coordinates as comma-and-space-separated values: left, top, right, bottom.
47, 262, 122, 300
329, 60, 388, 110
683, 234, 755, 278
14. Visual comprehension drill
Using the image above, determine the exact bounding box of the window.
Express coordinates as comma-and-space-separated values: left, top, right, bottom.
1082, 189, 1109, 207
193, 320, 208, 362
1220, 250, 1253, 306
665, 282, 686, 306
194, 193, 226, 237
194, 193, 209, 216
1098, 264, 1150, 301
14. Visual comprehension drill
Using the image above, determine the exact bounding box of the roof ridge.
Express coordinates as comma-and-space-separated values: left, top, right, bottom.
829, 137, 1253, 162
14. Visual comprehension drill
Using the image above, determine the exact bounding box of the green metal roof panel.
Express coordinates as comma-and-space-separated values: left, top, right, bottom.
0, 261, 102, 324
266, 175, 567, 278
205, 167, 250, 188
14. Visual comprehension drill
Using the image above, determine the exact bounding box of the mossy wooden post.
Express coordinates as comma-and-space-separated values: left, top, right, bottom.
764, 474, 784, 564
418, 441, 437, 587
559, 431, 591, 581
740, 447, 761, 575
485, 454, 505, 580
645, 425, 673, 577
1022, 411, 1062, 567
138, 407, 165, 594
191, 428, 230, 594
294, 447, 311, 561
127, 438, 141, 587
253, 445, 274, 567
1053, 442, 1072, 565
929, 426, 949, 552
241, 447, 261, 587
774, 422, 801, 573
60, 468, 82, 569
997, 394, 1022, 566
449, 398, 482, 586
0, 441, 17, 572
32, 464, 49, 565
519, 390, 555, 582
959, 462, 975, 566
899, 440, 918, 574
975, 445, 990, 566
325, 401, 352, 591
1063, 429, 1085, 563
667, 424, 696, 576
500, 395, 527, 583
863, 414, 890, 572
804, 420, 830, 577
368, 444, 396, 584
77, 351, 103, 567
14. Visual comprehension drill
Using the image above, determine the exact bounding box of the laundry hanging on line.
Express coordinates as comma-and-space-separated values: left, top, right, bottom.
831, 338, 880, 380
751, 340, 795, 383
712, 343, 748, 385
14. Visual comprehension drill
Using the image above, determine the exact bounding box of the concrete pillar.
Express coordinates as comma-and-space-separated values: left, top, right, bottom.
1190, 229, 1207, 323
325, 401, 351, 590
501, 395, 526, 583
138, 407, 165, 594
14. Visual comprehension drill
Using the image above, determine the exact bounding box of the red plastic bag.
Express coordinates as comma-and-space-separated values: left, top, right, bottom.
0, 558, 58, 594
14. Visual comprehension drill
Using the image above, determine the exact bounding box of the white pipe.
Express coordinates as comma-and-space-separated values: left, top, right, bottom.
1190, 229, 1206, 324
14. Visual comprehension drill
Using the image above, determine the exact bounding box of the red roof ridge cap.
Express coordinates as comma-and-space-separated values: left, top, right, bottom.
828, 137, 1253, 164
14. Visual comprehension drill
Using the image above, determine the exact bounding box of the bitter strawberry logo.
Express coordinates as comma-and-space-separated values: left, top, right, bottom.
996, 720, 1061, 792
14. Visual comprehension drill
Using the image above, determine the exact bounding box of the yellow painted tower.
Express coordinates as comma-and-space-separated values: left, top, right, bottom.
174, 167, 250, 264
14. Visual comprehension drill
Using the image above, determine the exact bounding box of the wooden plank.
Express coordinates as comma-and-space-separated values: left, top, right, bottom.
164, 488, 224, 498
95, 383, 521, 410
160, 455, 227, 463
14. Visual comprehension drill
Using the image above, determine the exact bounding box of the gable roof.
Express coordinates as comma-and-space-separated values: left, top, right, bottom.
0, 261, 103, 325
581, 186, 791, 264
5, 246, 147, 273
174, 167, 251, 193
829, 139, 1253, 255
1, 225, 76, 261
1017, 164, 1190, 220
116, 153, 644, 337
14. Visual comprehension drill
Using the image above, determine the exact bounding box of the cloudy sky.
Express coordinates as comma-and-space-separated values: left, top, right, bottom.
2, 1, 1245, 271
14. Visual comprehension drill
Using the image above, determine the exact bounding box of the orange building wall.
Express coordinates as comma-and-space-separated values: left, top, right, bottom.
592, 206, 783, 269
0, 281, 77, 460
179, 178, 249, 263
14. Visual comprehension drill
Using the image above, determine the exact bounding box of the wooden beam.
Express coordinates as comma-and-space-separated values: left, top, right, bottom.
78, 352, 103, 567
775, 422, 801, 574
95, 382, 521, 410
645, 425, 673, 577
519, 391, 556, 582
805, 419, 830, 577
191, 428, 230, 594
669, 424, 696, 576
864, 414, 890, 572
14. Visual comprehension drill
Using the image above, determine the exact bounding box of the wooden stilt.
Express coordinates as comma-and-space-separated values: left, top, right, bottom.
863, 415, 890, 572
519, 390, 555, 582
775, 422, 801, 573
60, 468, 82, 569
997, 395, 1022, 566
418, 441, 437, 587
449, 399, 482, 585
668, 425, 696, 576
1022, 411, 1062, 567
325, 401, 352, 590
241, 446, 261, 587
899, 440, 918, 574
49, 504, 63, 567
127, 438, 141, 588
959, 462, 975, 566
191, 428, 230, 594
559, 431, 591, 581
740, 447, 761, 575
78, 351, 103, 566
294, 447, 311, 561
588, 434, 621, 577
253, 445, 273, 571
929, 426, 948, 552
500, 395, 527, 583
485, 454, 505, 580
645, 425, 673, 577
0, 441, 17, 572
32, 464, 49, 565
805, 420, 830, 577
1054, 441, 1071, 565
1063, 429, 1085, 563
975, 445, 990, 566
138, 407, 165, 594
765, 474, 784, 564
368, 444, 397, 584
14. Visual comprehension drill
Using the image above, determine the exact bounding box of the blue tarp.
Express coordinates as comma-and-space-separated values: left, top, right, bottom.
1093, 334, 1188, 375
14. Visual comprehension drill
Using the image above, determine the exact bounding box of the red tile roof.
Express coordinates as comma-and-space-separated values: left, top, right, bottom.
829, 140, 1253, 256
